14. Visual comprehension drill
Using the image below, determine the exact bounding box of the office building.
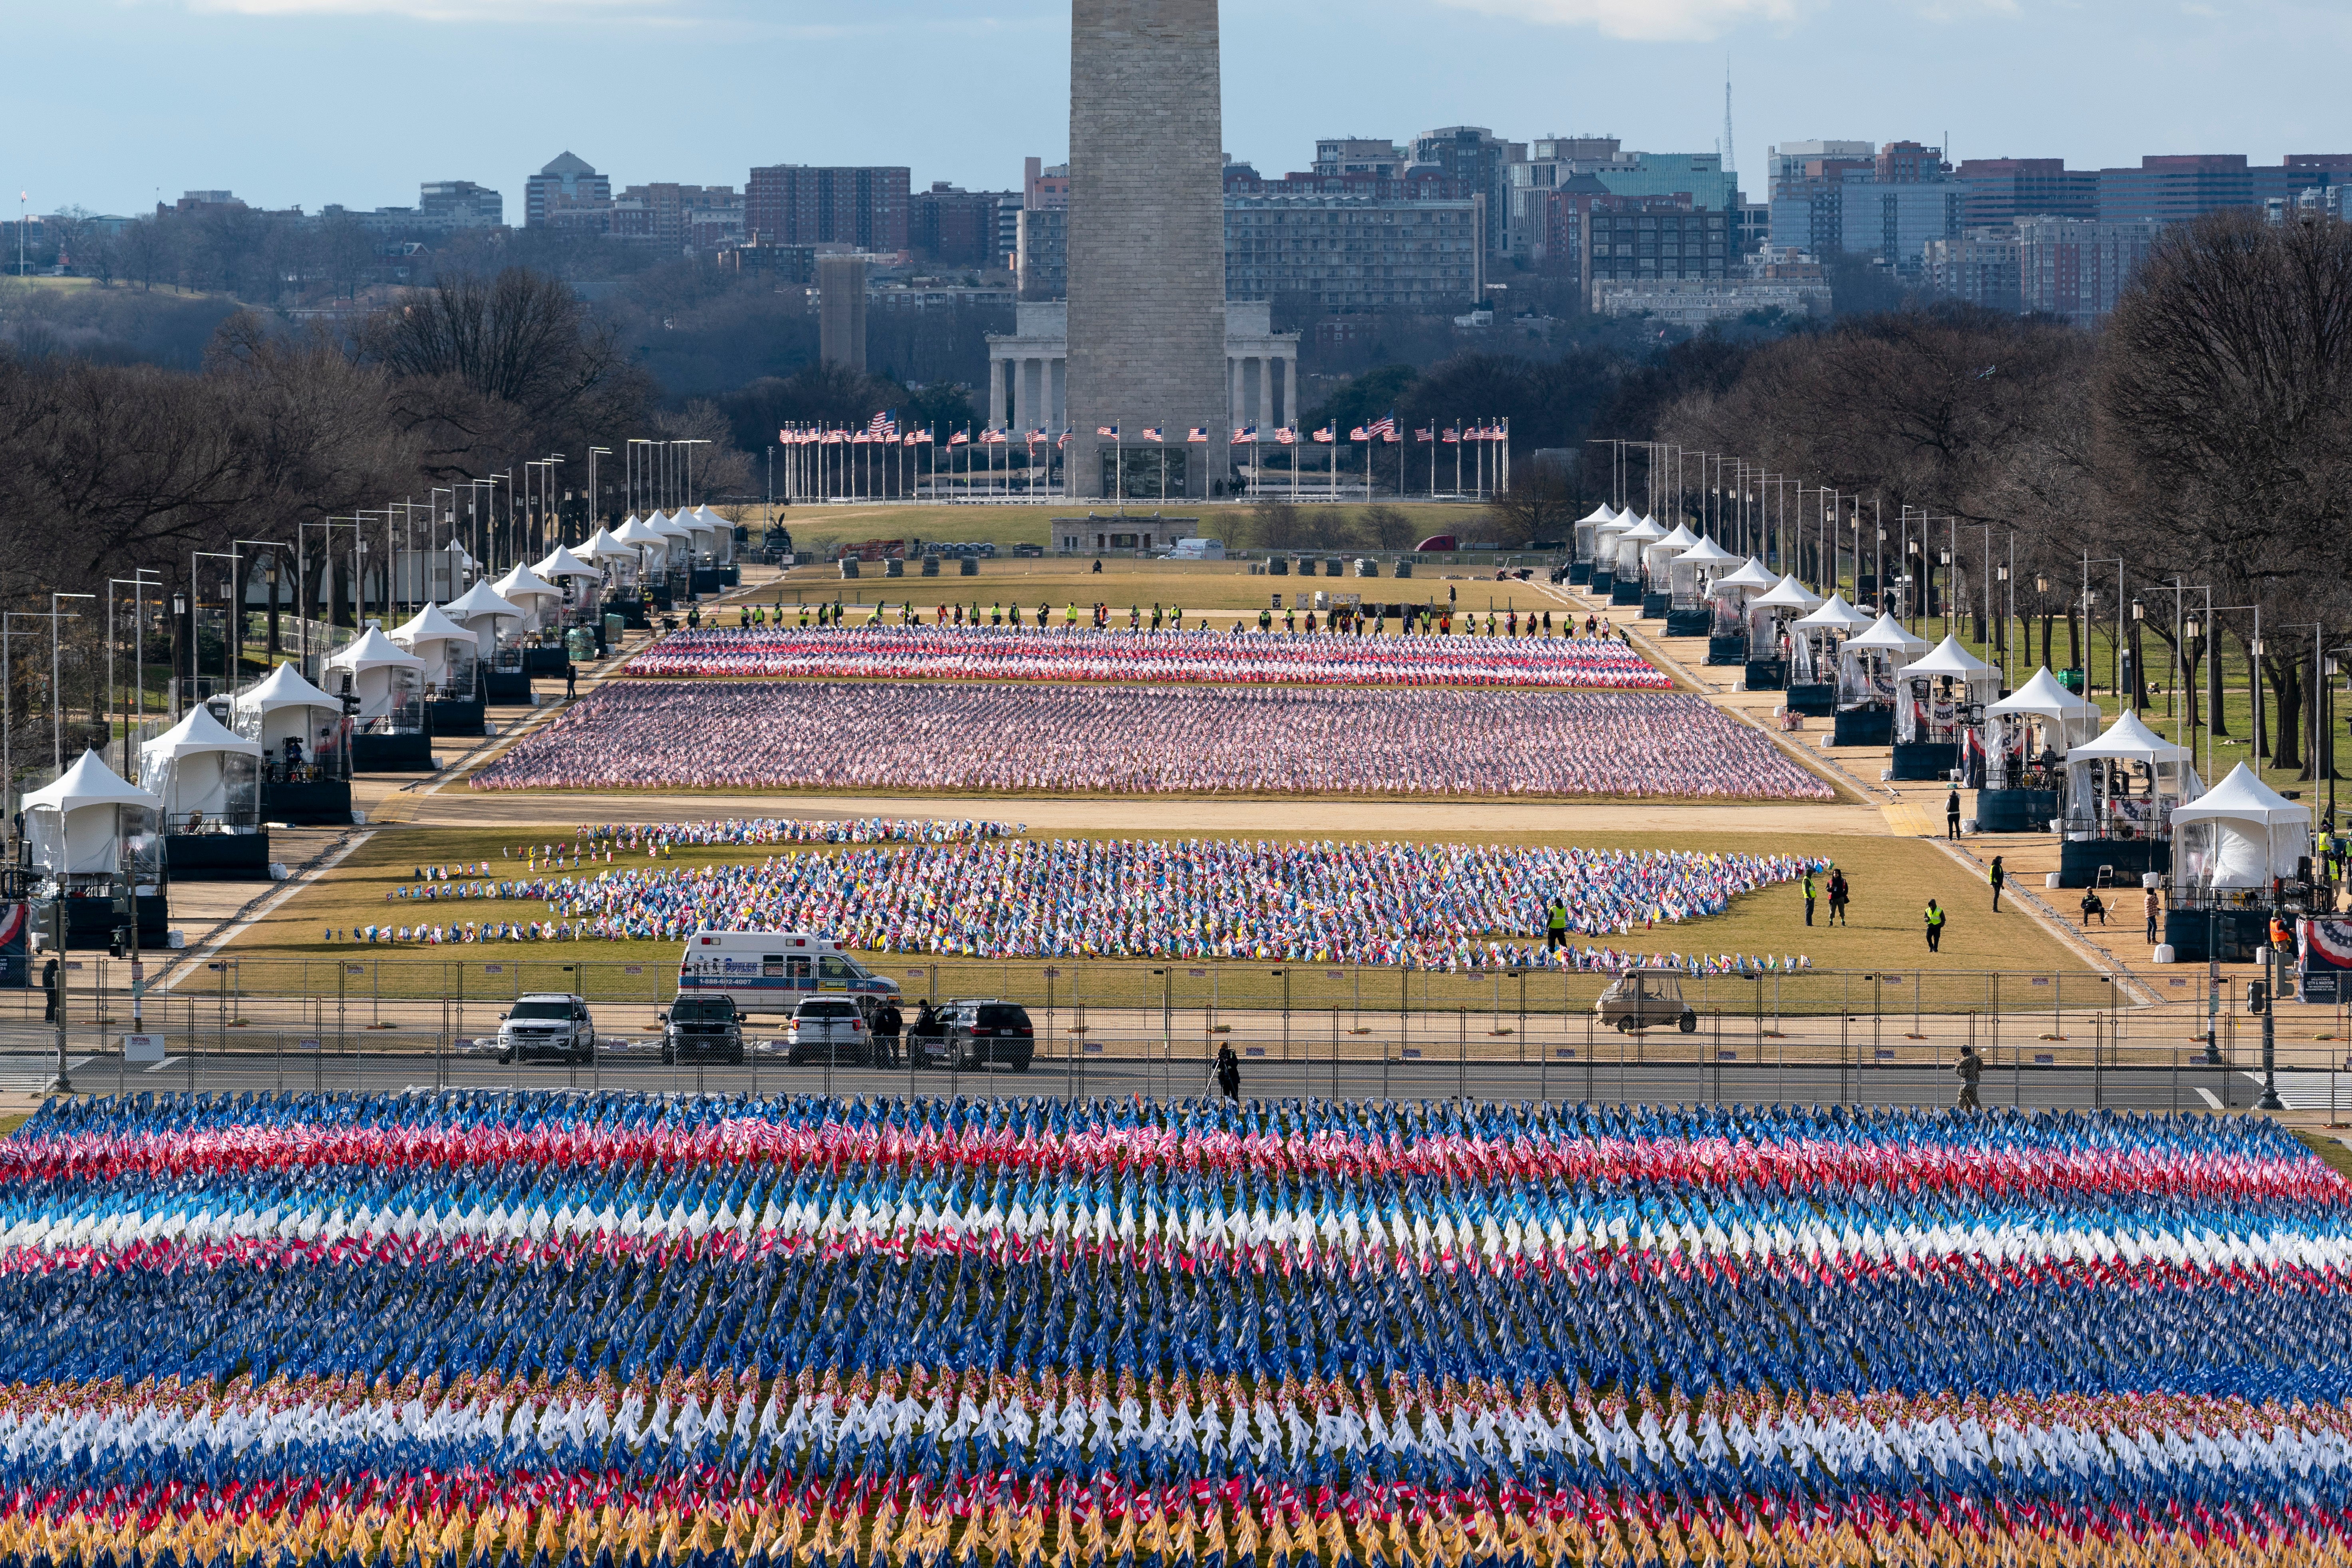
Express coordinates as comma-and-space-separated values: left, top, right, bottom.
418, 181, 503, 229
2017, 217, 2161, 323
1414, 126, 1518, 254
912, 182, 1007, 266
1313, 139, 1410, 178
1224, 190, 1480, 311
524, 153, 610, 227
1953, 158, 2095, 227
745, 165, 911, 252
1922, 226, 2022, 312
1581, 197, 1732, 306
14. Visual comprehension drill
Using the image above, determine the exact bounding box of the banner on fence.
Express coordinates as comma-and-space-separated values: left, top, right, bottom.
2298, 919, 2352, 1004
0, 904, 23, 989
122, 1035, 165, 1065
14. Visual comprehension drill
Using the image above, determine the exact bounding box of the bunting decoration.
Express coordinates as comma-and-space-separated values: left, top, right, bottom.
365, 837, 1815, 969
1, 1094, 2346, 1568
472, 685, 1836, 800
622, 629, 1669, 691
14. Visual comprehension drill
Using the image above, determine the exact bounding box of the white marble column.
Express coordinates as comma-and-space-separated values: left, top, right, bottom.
988, 358, 1007, 426
1256, 357, 1271, 429
1050, 358, 1067, 428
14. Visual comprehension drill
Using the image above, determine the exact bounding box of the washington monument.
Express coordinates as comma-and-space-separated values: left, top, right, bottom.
1065, 0, 1228, 501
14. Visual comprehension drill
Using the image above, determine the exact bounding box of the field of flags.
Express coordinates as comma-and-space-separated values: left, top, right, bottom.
472, 684, 1833, 801
369, 837, 1814, 972
2, 1091, 2348, 1568
620, 630, 1670, 692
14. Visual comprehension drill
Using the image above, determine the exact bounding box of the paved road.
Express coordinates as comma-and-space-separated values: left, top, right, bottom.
24, 1047, 2339, 1114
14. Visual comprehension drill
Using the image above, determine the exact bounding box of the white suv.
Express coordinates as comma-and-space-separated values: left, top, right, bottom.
787, 998, 869, 1065
497, 994, 597, 1064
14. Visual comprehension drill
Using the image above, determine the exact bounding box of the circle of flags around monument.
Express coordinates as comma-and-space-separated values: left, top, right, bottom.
0, 1093, 2348, 1568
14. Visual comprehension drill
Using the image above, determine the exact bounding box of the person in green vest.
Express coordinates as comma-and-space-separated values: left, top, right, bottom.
1923, 898, 1947, 953
1545, 898, 1569, 952
1802, 868, 1818, 927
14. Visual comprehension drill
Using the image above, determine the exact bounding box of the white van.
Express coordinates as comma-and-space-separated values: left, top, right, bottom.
1166, 537, 1226, 560
677, 929, 903, 1014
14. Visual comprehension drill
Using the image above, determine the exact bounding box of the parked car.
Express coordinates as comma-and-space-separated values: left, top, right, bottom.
787, 997, 870, 1065
1594, 968, 1699, 1033
1011, 543, 1045, 558
497, 994, 597, 1064
659, 992, 745, 1065
932, 998, 1035, 1071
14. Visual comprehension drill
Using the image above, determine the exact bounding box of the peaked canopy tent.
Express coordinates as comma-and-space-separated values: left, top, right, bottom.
1973, 668, 2103, 830
580, 526, 641, 586
534, 544, 604, 586
490, 566, 565, 633
1704, 557, 1778, 666
611, 515, 673, 576
689, 505, 736, 564
445, 581, 526, 649
232, 662, 354, 825
387, 603, 480, 695
1588, 514, 1637, 594
20, 751, 170, 946
1832, 614, 1930, 747
1893, 635, 2001, 781
1741, 574, 1824, 691
325, 628, 426, 726
1571, 503, 1619, 581
1666, 537, 1742, 636
1609, 516, 1667, 606
137, 707, 269, 877
1639, 523, 1699, 615
2044, 710, 2205, 885
648, 512, 701, 573
1784, 592, 1873, 715
2169, 760, 2314, 914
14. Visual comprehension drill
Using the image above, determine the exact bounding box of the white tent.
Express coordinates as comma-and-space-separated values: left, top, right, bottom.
1641, 522, 1699, 590
1668, 536, 1742, 606
445, 580, 526, 649
1787, 592, 1873, 684
1792, 591, 1872, 635
1745, 574, 1825, 660
2063, 710, 2204, 840
325, 626, 427, 727
612, 515, 671, 573
1990, 668, 2102, 747
581, 525, 644, 589
689, 505, 735, 563
1573, 503, 1620, 567
22, 750, 163, 878
2069, 710, 2195, 765
1843, 613, 1930, 658
648, 511, 700, 571
1591, 515, 1636, 578
1612, 515, 1667, 578
491, 565, 563, 627
1894, 635, 2002, 745
138, 707, 262, 830
232, 663, 349, 776
1706, 557, 1779, 640
534, 544, 604, 584
388, 602, 480, 693
2171, 763, 2312, 892
1836, 614, 1931, 710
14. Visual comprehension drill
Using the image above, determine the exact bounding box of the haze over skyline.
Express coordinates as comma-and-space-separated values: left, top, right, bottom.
23, 1, 2352, 217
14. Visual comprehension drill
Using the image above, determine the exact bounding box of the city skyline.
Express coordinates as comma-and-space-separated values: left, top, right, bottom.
20, 1, 2351, 218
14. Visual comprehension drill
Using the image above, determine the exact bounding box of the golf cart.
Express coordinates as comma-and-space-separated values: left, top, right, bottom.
1595, 967, 1699, 1033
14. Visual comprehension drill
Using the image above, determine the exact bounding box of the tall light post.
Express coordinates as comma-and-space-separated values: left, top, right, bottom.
2082, 552, 2124, 702
191, 550, 243, 697
107, 570, 163, 780
587, 447, 612, 537
48, 593, 95, 771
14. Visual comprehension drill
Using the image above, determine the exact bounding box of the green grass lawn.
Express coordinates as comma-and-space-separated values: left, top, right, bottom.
720, 501, 1494, 558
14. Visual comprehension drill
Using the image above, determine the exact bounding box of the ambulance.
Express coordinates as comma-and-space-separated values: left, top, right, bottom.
676, 929, 903, 1014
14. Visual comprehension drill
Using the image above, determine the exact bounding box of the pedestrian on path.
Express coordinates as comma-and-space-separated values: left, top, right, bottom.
1946, 788, 1963, 841
1956, 1043, 1984, 1109
2145, 884, 2162, 943
41, 956, 59, 1024
1923, 899, 1947, 953
1826, 868, 1849, 926
1989, 855, 2006, 912
1214, 1042, 1241, 1102
1802, 867, 1817, 926
564, 665, 577, 701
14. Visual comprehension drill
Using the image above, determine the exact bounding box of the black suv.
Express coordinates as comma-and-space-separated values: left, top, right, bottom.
928, 999, 1035, 1071
659, 993, 745, 1065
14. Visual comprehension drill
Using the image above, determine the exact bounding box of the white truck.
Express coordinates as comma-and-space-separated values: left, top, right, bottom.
677, 928, 903, 1016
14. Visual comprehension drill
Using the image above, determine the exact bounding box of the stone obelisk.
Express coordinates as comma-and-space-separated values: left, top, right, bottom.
1065, 0, 1227, 501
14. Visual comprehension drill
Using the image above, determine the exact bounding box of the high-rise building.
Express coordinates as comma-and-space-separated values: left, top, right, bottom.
1581, 197, 1732, 304
2096, 155, 2251, 223
912, 183, 1008, 266
745, 165, 911, 252
1016, 207, 1067, 300
1952, 159, 2096, 227
1769, 144, 1957, 273
1413, 126, 1518, 254
418, 181, 503, 229
524, 153, 610, 227
1065, 0, 1227, 501
1313, 139, 1409, 178
1224, 191, 1480, 311
2017, 217, 2161, 322
1923, 227, 2022, 312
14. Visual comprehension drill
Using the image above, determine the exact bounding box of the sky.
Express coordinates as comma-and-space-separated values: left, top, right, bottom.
19, 1, 2352, 219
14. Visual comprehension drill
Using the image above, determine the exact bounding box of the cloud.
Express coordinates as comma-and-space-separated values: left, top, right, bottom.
187, 0, 681, 17
1427, 0, 1813, 42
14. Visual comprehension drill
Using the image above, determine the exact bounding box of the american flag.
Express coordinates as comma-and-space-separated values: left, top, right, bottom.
1349, 425, 1370, 442
867, 410, 897, 437
1186, 426, 1210, 443
823, 429, 847, 445
947, 429, 971, 447
1026, 429, 1047, 445
1231, 425, 1258, 444
1097, 424, 1119, 438
1057, 430, 1072, 448
1312, 424, 1336, 443
1274, 427, 1298, 445
1414, 425, 1435, 443
1364, 414, 1397, 440
1141, 426, 1164, 443
980, 427, 1008, 444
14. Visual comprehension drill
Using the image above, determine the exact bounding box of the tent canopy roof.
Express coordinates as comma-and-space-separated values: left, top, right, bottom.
2067, 709, 2193, 765
1710, 557, 1779, 593
534, 545, 603, 581
1616, 517, 1668, 544
326, 626, 426, 673
1843, 612, 1930, 655
1901, 634, 1998, 680
580, 526, 637, 560
1792, 591, 1872, 632
491, 565, 562, 602
389, 603, 478, 649
24, 749, 162, 813
1988, 666, 2100, 721
1577, 503, 1619, 525
611, 516, 668, 547
1675, 537, 1742, 566
445, 581, 524, 622
1652, 522, 1699, 550
1748, 574, 1826, 612
140, 706, 262, 765
2171, 762, 2309, 827
236, 662, 343, 716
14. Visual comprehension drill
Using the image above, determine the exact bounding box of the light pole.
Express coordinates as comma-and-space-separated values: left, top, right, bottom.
108, 570, 162, 779
587, 448, 612, 537
49, 593, 95, 771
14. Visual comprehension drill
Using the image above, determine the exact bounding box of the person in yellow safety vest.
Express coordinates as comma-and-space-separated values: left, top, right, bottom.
1924, 899, 1947, 953
1802, 868, 1817, 926
1545, 898, 1568, 952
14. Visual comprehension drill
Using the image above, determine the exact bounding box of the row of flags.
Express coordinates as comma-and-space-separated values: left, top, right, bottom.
775, 417, 1511, 447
